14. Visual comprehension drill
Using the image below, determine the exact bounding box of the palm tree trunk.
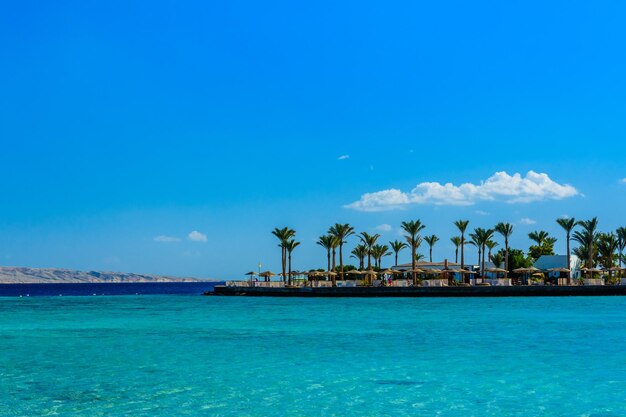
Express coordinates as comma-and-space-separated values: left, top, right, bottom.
282, 246, 287, 285
327, 250, 331, 274
412, 246, 417, 286
395, 253, 399, 268
455, 247, 458, 264
477, 247, 481, 284
504, 238, 509, 278
566, 233, 571, 286
482, 244, 486, 281
429, 247, 433, 263
339, 242, 344, 281
460, 234, 465, 283
367, 253, 372, 270
331, 249, 336, 286
288, 252, 292, 286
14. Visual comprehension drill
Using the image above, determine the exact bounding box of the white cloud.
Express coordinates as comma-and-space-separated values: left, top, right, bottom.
520, 217, 537, 225
154, 235, 181, 243
475, 210, 489, 216
338, 155, 350, 160
188, 231, 207, 242
620, 178, 626, 184
376, 224, 392, 232
345, 171, 579, 212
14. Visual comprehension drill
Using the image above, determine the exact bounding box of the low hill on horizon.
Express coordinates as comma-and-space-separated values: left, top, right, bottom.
0, 266, 217, 284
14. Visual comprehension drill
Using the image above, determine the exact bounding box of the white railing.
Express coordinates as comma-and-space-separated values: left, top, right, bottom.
485, 279, 512, 287
422, 279, 448, 287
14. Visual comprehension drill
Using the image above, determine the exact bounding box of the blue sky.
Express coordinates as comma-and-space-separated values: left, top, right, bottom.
1, 1, 626, 278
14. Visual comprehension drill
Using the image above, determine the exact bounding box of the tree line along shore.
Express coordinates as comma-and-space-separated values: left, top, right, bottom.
266, 217, 624, 287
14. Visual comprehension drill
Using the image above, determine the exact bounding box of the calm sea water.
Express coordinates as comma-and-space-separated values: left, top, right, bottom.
2, 294, 626, 416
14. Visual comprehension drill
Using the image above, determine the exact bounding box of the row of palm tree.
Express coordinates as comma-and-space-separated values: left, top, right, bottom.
272, 217, 626, 287
271, 227, 300, 285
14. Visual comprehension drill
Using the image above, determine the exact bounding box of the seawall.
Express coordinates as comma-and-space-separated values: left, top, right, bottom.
209, 285, 626, 297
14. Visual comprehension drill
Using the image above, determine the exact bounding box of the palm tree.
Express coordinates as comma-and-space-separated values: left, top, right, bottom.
573, 217, 599, 276
316, 235, 334, 274
467, 236, 479, 282
495, 222, 513, 277
359, 232, 380, 270
285, 239, 300, 285
450, 236, 462, 263
424, 235, 439, 263
401, 220, 426, 285
371, 244, 391, 268
350, 244, 368, 270
330, 236, 339, 273
472, 228, 494, 278
454, 220, 470, 282
597, 233, 618, 271
389, 240, 408, 267
528, 230, 550, 246
486, 240, 499, 263
491, 252, 504, 269
616, 227, 626, 268
272, 227, 296, 284
329, 224, 355, 281
557, 217, 577, 285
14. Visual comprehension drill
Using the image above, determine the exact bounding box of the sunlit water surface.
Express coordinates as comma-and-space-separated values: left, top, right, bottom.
2, 295, 626, 416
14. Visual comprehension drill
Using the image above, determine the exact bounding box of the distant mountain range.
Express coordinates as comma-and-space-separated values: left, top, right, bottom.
0, 266, 214, 284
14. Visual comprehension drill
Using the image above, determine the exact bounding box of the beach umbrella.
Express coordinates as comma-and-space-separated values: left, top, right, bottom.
581, 268, 602, 273
259, 271, 277, 282
408, 268, 424, 274
245, 271, 256, 276
486, 268, 508, 273
512, 267, 539, 285
513, 267, 540, 273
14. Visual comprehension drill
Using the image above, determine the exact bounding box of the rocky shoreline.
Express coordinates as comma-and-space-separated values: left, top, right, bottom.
0, 266, 212, 284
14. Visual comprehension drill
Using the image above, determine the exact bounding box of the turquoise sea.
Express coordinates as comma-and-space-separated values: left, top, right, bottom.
2, 294, 626, 416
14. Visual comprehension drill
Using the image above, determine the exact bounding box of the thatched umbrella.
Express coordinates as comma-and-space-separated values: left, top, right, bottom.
581, 267, 603, 280
581, 267, 602, 273
548, 268, 570, 272
422, 269, 444, 284
603, 266, 621, 281
259, 271, 277, 282
363, 269, 378, 285
513, 267, 540, 285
